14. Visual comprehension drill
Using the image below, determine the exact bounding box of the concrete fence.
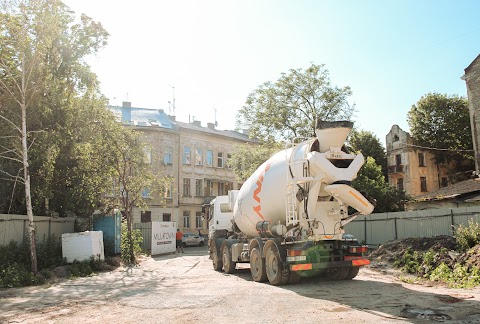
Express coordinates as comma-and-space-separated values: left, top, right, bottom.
345, 206, 480, 247
0, 214, 75, 246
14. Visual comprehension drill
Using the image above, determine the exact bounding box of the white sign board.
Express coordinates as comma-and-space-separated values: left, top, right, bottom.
151, 222, 176, 255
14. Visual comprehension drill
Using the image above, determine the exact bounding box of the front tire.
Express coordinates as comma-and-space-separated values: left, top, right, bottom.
222, 243, 236, 274
250, 247, 267, 282
265, 245, 289, 286
212, 244, 223, 271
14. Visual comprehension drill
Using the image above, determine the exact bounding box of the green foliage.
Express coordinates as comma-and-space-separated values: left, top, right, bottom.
454, 219, 480, 252
0, 235, 65, 287
236, 63, 354, 142
348, 129, 387, 178
393, 244, 480, 288
429, 263, 480, 288
228, 142, 283, 181
352, 157, 409, 212
0, 263, 37, 288
68, 256, 104, 278
35, 235, 66, 270
121, 222, 143, 265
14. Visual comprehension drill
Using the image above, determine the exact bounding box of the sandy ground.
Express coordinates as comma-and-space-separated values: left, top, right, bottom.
1, 247, 480, 324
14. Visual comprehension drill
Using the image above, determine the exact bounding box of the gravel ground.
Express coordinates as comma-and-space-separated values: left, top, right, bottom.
1, 246, 480, 324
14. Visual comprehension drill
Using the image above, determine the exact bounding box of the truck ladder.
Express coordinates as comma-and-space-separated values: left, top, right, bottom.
286, 183, 297, 226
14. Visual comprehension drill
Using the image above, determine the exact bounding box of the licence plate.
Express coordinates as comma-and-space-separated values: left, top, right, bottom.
287, 256, 307, 262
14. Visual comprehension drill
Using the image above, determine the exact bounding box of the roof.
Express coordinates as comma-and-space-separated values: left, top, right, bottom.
412, 178, 480, 202
176, 121, 257, 142
108, 106, 176, 129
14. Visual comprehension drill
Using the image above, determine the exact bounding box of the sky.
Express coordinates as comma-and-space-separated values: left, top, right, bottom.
63, 0, 480, 146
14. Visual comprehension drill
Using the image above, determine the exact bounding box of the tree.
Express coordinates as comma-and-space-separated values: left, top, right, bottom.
407, 93, 474, 181
0, 0, 109, 272
236, 63, 355, 142
107, 126, 168, 265
352, 157, 409, 213
228, 142, 282, 181
348, 129, 387, 179
0, 0, 111, 219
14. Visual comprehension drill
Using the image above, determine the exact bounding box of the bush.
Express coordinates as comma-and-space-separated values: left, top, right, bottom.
455, 219, 480, 252
0, 263, 36, 288
120, 222, 143, 265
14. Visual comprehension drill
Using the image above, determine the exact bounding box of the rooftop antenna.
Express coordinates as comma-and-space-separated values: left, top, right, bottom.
214, 108, 218, 127
168, 84, 175, 116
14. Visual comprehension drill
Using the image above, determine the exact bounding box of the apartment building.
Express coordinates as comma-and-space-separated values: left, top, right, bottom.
386, 125, 450, 197
109, 102, 255, 233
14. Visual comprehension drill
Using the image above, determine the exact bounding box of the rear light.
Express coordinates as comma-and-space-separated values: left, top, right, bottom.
287, 249, 305, 257
349, 246, 368, 253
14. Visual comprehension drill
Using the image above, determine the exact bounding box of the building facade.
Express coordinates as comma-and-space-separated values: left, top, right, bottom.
386, 125, 450, 197
462, 54, 480, 175
110, 102, 255, 234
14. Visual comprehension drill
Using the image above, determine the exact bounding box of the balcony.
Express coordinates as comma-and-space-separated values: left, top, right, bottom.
388, 165, 404, 174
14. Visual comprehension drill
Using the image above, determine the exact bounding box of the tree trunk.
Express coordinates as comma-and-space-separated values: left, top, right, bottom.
22, 100, 37, 274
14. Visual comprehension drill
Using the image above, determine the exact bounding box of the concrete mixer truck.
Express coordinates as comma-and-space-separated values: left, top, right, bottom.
204, 120, 375, 285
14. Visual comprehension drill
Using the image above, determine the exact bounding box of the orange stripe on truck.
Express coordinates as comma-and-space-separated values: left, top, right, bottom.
352, 259, 370, 266
349, 190, 369, 207
291, 264, 313, 271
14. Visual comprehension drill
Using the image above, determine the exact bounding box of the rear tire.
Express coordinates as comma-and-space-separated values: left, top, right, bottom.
250, 247, 267, 282
346, 267, 360, 280
212, 244, 223, 271
265, 245, 289, 286
326, 267, 350, 280
222, 243, 236, 274
288, 271, 301, 284
199, 241, 205, 247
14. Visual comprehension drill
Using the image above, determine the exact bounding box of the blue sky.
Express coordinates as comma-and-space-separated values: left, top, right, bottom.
64, 0, 480, 146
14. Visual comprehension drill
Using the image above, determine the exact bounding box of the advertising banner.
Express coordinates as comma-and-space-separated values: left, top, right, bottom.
151, 221, 176, 255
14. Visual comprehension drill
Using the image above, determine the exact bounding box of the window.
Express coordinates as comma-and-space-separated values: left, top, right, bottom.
195, 179, 203, 196
141, 211, 151, 223
395, 154, 402, 166
142, 188, 151, 198
183, 146, 191, 165
162, 182, 172, 198
206, 150, 213, 167
393, 134, 399, 142
397, 178, 404, 191
227, 153, 232, 169
420, 177, 427, 192
183, 211, 190, 228
195, 148, 203, 166
162, 213, 171, 221
183, 178, 191, 196
418, 153, 425, 167
218, 182, 225, 195
196, 211, 202, 228
144, 148, 152, 164
441, 177, 448, 188
164, 146, 173, 165
205, 180, 213, 196
217, 152, 224, 168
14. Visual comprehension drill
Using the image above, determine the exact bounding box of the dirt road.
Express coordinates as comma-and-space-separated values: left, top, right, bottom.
1, 247, 480, 323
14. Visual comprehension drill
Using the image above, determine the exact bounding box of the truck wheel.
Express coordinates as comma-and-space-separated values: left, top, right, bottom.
250, 247, 267, 282
326, 267, 349, 280
346, 267, 359, 280
265, 245, 289, 286
212, 245, 223, 271
222, 243, 236, 274
288, 271, 301, 284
